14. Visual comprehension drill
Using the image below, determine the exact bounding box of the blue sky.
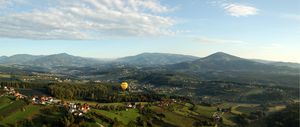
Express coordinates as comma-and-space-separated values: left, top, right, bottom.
0, 0, 299, 62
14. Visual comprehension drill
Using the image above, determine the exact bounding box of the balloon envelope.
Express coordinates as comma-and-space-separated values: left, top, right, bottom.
120, 82, 128, 91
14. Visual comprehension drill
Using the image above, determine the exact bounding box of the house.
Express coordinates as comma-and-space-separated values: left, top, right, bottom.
31, 95, 55, 105
68, 103, 76, 113
67, 102, 90, 116
31, 96, 38, 104
7, 87, 16, 95
127, 103, 132, 108
40, 96, 47, 104
14, 92, 24, 99
158, 99, 173, 107
126, 102, 137, 109
40, 96, 54, 104
46, 97, 54, 104
52, 99, 61, 104
3, 86, 9, 91
80, 103, 90, 113
73, 111, 83, 116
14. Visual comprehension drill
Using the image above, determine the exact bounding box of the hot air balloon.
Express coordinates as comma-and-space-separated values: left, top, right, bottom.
120, 82, 128, 91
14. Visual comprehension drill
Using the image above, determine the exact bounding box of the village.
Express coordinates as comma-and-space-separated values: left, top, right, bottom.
0, 85, 92, 116
0, 85, 185, 117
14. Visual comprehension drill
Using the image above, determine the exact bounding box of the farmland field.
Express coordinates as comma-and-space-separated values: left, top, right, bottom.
0, 96, 12, 110
150, 106, 198, 127
93, 108, 140, 125
194, 105, 216, 117
231, 104, 260, 115
268, 105, 286, 112
0, 100, 27, 117
0, 74, 11, 78
0, 105, 42, 125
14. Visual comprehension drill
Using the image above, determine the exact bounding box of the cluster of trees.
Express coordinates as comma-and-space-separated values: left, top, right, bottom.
193, 81, 299, 104
245, 91, 287, 103
232, 105, 297, 126
264, 103, 299, 127
47, 83, 164, 103
124, 72, 195, 87
0, 81, 49, 89
247, 110, 266, 120
47, 83, 110, 100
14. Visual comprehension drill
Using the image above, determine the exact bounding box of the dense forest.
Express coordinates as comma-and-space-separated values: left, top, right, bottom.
249, 103, 300, 127
47, 83, 166, 103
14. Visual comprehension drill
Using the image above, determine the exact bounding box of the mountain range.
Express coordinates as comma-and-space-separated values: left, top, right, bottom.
116, 53, 199, 66
0, 52, 200, 68
0, 52, 298, 68
168, 52, 298, 73
0, 53, 100, 67
0, 52, 299, 87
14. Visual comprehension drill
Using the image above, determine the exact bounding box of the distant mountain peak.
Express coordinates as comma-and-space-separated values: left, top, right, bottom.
52, 53, 71, 56
211, 52, 229, 55
135, 52, 177, 56
203, 52, 241, 61
208, 52, 234, 57
118, 52, 199, 66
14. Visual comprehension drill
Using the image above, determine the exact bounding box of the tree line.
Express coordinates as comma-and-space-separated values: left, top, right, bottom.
47, 83, 164, 103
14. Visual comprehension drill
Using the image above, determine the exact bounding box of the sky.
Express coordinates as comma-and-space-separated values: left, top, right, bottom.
0, 0, 299, 62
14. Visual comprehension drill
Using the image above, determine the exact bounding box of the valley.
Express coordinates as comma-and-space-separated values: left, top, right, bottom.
0, 1, 298, 126
0, 52, 299, 127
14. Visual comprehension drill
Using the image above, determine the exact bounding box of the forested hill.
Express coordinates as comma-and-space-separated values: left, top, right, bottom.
163, 52, 299, 87
116, 52, 199, 66
0, 52, 299, 87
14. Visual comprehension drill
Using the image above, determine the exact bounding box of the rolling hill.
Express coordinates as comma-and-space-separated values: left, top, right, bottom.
169, 52, 297, 73
0, 52, 298, 87
166, 52, 299, 87
116, 52, 199, 66
253, 59, 300, 69
28, 53, 101, 67
0, 53, 101, 68
0, 52, 200, 68
0, 54, 42, 65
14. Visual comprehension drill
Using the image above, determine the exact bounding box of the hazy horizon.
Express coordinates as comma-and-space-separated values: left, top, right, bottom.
1, 51, 299, 63
0, 0, 299, 62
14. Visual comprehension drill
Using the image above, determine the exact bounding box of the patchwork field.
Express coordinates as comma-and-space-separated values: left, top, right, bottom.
0, 74, 11, 78
1, 105, 41, 125
0, 96, 42, 126
0, 94, 292, 127
93, 108, 140, 125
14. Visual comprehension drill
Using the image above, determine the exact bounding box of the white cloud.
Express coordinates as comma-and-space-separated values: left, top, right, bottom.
0, 0, 176, 40
223, 4, 258, 17
194, 36, 246, 44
